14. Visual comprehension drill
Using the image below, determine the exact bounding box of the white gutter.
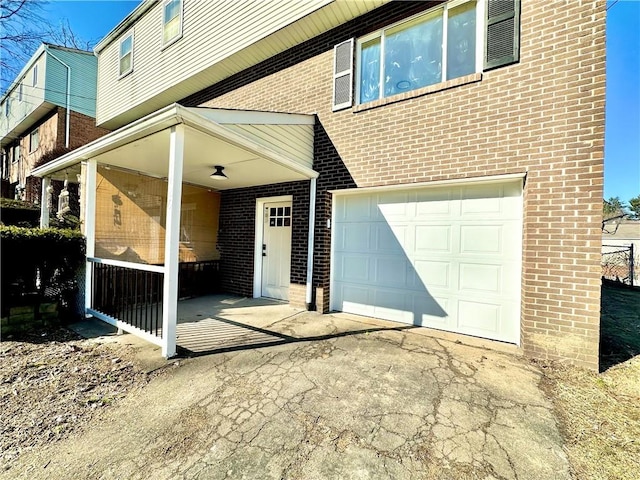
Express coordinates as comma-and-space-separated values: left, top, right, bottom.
45, 48, 71, 148
305, 177, 317, 309
328, 172, 528, 195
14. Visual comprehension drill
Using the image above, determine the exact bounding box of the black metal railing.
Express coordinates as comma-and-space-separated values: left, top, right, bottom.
178, 260, 220, 298
92, 262, 164, 338
90, 259, 221, 338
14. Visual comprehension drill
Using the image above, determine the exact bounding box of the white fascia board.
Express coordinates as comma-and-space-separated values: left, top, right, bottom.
187, 107, 315, 126
32, 103, 319, 180
31, 104, 183, 177
329, 173, 528, 196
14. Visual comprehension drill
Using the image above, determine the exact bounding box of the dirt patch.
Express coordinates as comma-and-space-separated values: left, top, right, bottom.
0, 327, 151, 468
539, 284, 640, 480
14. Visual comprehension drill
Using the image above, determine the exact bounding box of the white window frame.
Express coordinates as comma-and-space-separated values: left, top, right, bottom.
119, 32, 134, 78
355, 0, 485, 105
4, 99, 9, 117
29, 128, 39, 153
162, 0, 183, 47
13, 144, 20, 164
18, 83, 23, 102
32, 65, 38, 86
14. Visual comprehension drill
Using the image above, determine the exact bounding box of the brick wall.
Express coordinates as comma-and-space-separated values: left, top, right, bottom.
218, 181, 311, 306
8, 107, 109, 203
182, 0, 605, 369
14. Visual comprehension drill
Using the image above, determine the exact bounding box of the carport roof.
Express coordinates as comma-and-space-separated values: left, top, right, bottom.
31, 104, 318, 190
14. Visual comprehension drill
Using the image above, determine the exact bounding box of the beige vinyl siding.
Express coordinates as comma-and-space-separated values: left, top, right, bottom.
225, 124, 314, 168
96, 0, 388, 129
0, 54, 47, 142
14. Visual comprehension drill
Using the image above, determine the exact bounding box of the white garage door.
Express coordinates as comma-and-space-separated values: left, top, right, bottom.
331, 181, 522, 344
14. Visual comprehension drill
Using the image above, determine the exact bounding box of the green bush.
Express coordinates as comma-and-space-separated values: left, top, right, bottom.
1, 226, 86, 322
0, 198, 40, 227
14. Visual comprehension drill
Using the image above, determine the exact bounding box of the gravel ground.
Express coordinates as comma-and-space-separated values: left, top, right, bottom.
0, 327, 151, 468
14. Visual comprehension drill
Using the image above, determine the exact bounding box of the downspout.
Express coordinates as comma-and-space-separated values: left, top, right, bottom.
45, 48, 71, 148
305, 177, 317, 310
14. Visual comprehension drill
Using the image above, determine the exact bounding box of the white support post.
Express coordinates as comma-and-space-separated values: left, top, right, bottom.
84, 160, 97, 313
162, 125, 184, 358
305, 177, 317, 309
40, 177, 50, 228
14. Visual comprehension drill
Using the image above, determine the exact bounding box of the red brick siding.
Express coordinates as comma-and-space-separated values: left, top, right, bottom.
182, 0, 605, 369
12, 107, 109, 203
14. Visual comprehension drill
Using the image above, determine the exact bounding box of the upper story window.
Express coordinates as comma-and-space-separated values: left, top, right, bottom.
29, 128, 39, 153
18, 84, 23, 102
4, 99, 10, 117
357, 0, 480, 105
32, 65, 38, 86
13, 144, 20, 163
162, 0, 183, 45
119, 33, 134, 77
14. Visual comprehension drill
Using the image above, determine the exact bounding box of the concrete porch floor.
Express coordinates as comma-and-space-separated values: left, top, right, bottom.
175, 295, 304, 355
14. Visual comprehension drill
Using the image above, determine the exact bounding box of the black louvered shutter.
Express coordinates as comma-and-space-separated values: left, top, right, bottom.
332, 39, 354, 111
484, 0, 520, 70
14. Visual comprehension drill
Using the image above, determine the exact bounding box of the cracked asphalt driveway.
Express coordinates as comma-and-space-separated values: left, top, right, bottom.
4, 312, 570, 480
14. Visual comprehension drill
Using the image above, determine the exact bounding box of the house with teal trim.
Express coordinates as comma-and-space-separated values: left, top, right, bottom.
0, 44, 108, 203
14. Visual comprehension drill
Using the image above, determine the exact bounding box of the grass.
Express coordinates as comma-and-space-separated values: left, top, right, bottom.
540, 284, 640, 480
600, 282, 640, 370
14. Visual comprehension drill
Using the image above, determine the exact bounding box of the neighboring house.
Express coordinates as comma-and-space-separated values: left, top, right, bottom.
0, 44, 109, 204
32, 0, 606, 370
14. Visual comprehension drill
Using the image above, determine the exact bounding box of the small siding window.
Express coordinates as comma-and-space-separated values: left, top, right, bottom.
356, 0, 481, 105
162, 0, 183, 45
29, 128, 39, 153
119, 33, 134, 77
32, 65, 38, 86
4, 99, 10, 117
18, 84, 23, 102
13, 144, 20, 163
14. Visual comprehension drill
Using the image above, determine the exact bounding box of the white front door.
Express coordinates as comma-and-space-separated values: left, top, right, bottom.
261, 201, 292, 300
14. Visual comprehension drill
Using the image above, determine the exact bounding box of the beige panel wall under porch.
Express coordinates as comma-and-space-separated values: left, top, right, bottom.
95, 166, 220, 265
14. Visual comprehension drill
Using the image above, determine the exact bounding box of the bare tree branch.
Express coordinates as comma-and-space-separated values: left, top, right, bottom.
1, 0, 94, 94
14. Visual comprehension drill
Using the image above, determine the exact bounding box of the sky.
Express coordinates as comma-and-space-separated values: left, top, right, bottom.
10, 0, 640, 203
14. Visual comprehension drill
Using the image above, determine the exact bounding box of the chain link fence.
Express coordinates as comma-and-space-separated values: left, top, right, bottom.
602, 244, 636, 286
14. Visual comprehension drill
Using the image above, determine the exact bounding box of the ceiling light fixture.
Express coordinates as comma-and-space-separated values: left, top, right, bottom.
210, 165, 228, 181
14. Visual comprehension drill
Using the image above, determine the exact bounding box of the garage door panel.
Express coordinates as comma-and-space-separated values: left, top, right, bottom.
339, 223, 372, 251
459, 263, 501, 293
338, 284, 374, 316
373, 289, 412, 323
339, 195, 374, 221
374, 256, 408, 287
461, 185, 504, 214
415, 225, 452, 252
340, 255, 370, 283
414, 260, 451, 289
377, 191, 411, 219
414, 294, 450, 326
416, 189, 454, 217
460, 225, 503, 255
376, 223, 407, 252
458, 300, 501, 333
331, 180, 522, 345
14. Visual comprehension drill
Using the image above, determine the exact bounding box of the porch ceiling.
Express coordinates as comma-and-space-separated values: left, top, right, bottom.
31, 104, 318, 189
